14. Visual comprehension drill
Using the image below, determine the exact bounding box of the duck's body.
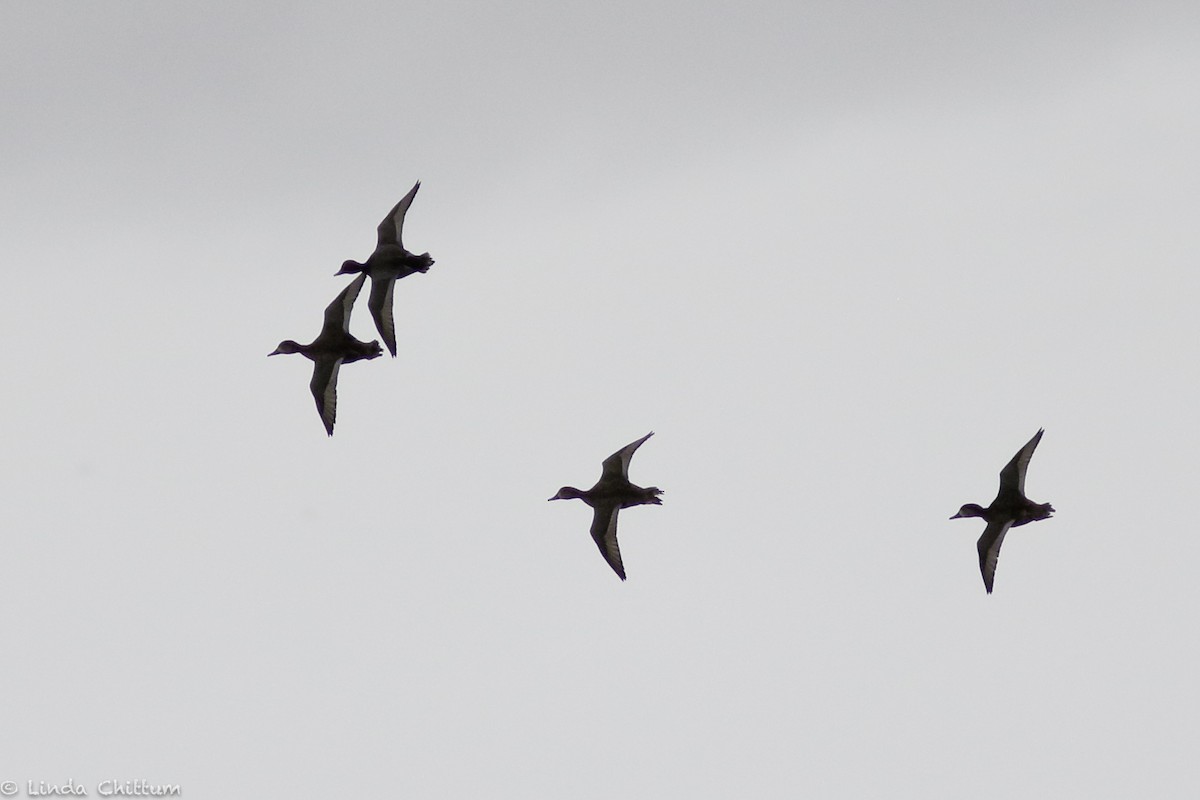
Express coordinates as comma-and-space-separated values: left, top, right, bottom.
335, 181, 434, 357
549, 432, 663, 581
269, 273, 382, 436
951, 428, 1055, 593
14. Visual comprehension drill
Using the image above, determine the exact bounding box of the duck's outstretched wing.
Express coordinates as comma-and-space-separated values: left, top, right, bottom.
999, 428, 1044, 496
367, 275, 398, 358
309, 358, 342, 437
322, 273, 368, 337
600, 432, 655, 482
977, 518, 1014, 594
376, 181, 420, 250
590, 503, 626, 581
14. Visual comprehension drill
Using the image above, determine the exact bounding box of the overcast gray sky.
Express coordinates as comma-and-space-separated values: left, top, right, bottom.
3, 1, 1199, 797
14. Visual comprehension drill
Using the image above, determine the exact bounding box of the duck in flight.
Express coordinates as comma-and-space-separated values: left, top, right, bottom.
335, 181, 435, 357
549, 432, 663, 581
951, 428, 1055, 593
269, 273, 383, 436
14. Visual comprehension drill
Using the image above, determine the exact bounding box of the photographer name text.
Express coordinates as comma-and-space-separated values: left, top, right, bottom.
0, 780, 180, 797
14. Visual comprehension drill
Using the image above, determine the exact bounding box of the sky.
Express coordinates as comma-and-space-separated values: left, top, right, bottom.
2, 1, 1199, 797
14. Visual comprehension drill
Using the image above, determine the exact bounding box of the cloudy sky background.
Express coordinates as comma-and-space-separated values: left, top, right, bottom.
2, 1, 1198, 797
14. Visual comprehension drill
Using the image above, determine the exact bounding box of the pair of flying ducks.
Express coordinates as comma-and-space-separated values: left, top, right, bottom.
270, 182, 433, 436
553, 430, 1053, 591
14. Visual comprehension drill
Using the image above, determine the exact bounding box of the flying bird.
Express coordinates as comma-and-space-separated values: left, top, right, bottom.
950, 428, 1055, 593
549, 432, 663, 581
335, 181, 435, 357
269, 274, 383, 436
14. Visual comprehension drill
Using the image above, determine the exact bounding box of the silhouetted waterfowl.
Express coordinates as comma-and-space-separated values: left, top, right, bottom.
269, 274, 383, 436
951, 428, 1055, 593
335, 181, 434, 357
548, 432, 663, 581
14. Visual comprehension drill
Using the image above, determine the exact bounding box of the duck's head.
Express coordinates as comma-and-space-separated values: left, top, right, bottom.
336, 259, 365, 276
950, 503, 986, 520
548, 486, 585, 501
268, 340, 302, 356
